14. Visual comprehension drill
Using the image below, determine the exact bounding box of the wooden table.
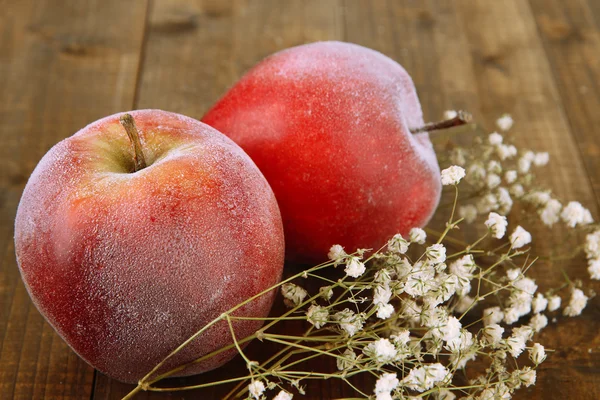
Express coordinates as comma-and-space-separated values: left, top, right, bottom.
2, 1, 599, 399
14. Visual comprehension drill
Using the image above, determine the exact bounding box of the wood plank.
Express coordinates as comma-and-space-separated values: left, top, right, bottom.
528, 0, 600, 209
0, 0, 148, 398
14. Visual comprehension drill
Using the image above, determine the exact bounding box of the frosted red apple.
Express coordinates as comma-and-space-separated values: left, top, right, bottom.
14, 110, 284, 383
203, 41, 442, 264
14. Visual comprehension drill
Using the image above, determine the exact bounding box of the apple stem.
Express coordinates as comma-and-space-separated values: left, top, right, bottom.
120, 113, 147, 172
410, 111, 473, 134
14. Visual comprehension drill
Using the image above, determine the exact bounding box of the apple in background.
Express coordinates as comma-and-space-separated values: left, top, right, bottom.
14, 110, 285, 383
203, 41, 442, 264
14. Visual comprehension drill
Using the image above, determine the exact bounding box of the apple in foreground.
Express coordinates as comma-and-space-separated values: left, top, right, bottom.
14, 110, 285, 383
203, 41, 443, 264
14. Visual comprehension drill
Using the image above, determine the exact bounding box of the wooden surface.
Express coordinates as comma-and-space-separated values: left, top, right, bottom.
1, 0, 599, 399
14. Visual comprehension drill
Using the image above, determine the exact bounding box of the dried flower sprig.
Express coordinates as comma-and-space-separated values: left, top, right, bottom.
122, 113, 595, 400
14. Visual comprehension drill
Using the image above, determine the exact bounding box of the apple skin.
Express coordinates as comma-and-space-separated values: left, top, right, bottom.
14, 110, 285, 383
203, 41, 441, 264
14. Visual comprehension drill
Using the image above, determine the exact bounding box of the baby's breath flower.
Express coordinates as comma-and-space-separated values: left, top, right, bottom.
409, 227, 427, 244
444, 110, 458, 119
441, 165, 466, 186
281, 283, 308, 308
426, 244, 447, 264
526, 191, 551, 207
588, 259, 600, 280
438, 389, 457, 400
344, 257, 366, 278
506, 268, 521, 282
488, 160, 502, 174
510, 226, 532, 249
336, 348, 356, 371
561, 201, 593, 228
402, 364, 450, 392
454, 295, 477, 314
540, 198, 562, 226
496, 187, 513, 214
585, 230, 600, 259
319, 285, 333, 301
450, 147, 467, 166
518, 156, 531, 174
497, 114, 514, 131
505, 169, 518, 183
374, 372, 399, 396
529, 343, 547, 365
388, 233, 409, 254
513, 325, 534, 342
273, 390, 293, 400
467, 163, 487, 184
482, 323, 504, 346
364, 338, 397, 364
497, 143, 518, 160
328, 244, 347, 264
517, 366, 536, 387
532, 293, 548, 314
510, 183, 525, 197
486, 173, 501, 189
477, 193, 499, 214
334, 309, 364, 336
376, 303, 395, 319
373, 284, 392, 305
505, 334, 526, 358
534, 152, 549, 166
547, 295, 561, 311
529, 313, 548, 333
485, 212, 508, 239
248, 380, 265, 400
306, 305, 329, 329
483, 306, 504, 326
391, 330, 411, 345
489, 132, 503, 145
459, 204, 478, 224
563, 288, 588, 317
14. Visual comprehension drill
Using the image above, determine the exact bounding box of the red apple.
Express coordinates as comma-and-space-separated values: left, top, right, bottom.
14, 110, 285, 383
203, 41, 441, 264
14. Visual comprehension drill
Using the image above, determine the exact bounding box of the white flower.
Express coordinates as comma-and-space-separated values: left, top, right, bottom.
364, 338, 397, 364
336, 348, 356, 370
376, 303, 395, 319
540, 198, 562, 226
467, 163, 487, 184
441, 165, 466, 185
529, 313, 548, 333
334, 309, 364, 336
375, 393, 392, 400
496, 187, 513, 214
517, 367, 536, 387
444, 110, 458, 119
529, 343, 547, 364
526, 190, 551, 207
534, 152, 549, 166
496, 114, 514, 131
375, 372, 399, 394
281, 283, 308, 307
506, 268, 521, 282
319, 285, 333, 301
531, 293, 548, 314
476, 193, 499, 214
510, 183, 525, 197
513, 325, 534, 342
518, 156, 531, 174
273, 390, 293, 400
585, 230, 600, 259
563, 288, 588, 317
248, 380, 265, 400
426, 244, 447, 264
344, 257, 366, 278
388, 233, 409, 254
409, 227, 427, 244
497, 144, 517, 160
450, 148, 467, 166
328, 244, 347, 264
505, 170, 518, 183
482, 323, 504, 346
510, 226, 532, 249
486, 173, 501, 189
561, 201, 592, 228
547, 295, 561, 311
488, 160, 502, 174
306, 305, 329, 329
402, 364, 449, 392
459, 204, 478, 224
373, 284, 392, 305
440, 316, 462, 342
438, 389, 457, 400
489, 132, 503, 145
485, 212, 508, 239
505, 334, 526, 357
588, 259, 600, 280
483, 307, 504, 326
513, 277, 538, 296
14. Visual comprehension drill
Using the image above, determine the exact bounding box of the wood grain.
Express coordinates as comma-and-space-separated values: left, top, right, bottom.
0, 0, 148, 398
1, 0, 600, 399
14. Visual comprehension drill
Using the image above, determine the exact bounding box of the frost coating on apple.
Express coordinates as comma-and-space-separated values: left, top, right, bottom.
203, 41, 442, 264
14, 110, 285, 383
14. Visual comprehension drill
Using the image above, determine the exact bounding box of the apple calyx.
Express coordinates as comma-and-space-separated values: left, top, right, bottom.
410, 111, 472, 134
119, 113, 147, 172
